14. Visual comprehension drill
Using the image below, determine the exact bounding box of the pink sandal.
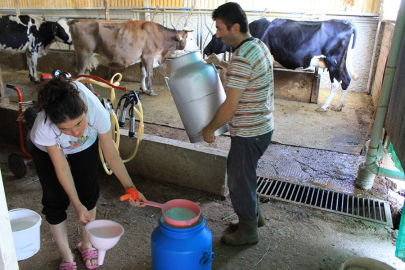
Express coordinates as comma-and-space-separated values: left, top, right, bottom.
77, 242, 99, 270
59, 254, 77, 270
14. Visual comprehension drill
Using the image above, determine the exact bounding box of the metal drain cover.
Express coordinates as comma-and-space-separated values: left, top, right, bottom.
257, 176, 393, 227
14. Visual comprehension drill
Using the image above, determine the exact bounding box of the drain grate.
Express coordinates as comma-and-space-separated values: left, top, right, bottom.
257, 176, 393, 227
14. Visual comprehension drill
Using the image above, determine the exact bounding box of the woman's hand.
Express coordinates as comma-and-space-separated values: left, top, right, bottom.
75, 204, 93, 225
128, 191, 147, 207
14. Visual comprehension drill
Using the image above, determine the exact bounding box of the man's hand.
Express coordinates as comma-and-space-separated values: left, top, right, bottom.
198, 126, 216, 144
205, 53, 222, 66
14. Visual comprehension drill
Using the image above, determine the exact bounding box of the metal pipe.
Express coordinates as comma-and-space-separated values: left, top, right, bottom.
15, 0, 20, 16
199, 13, 204, 52
151, 6, 159, 22
1, 7, 378, 21
170, 13, 177, 30
368, 162, 405, 180
184, 6, 194, 28
260, 8, 268, 19
205, 13, 214, 36
356, 0, 405, 189
104, 0, 109, 21
197, 13, 201, 51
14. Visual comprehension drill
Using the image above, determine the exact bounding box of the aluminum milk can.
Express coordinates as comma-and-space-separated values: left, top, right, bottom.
165, 51, 229, 143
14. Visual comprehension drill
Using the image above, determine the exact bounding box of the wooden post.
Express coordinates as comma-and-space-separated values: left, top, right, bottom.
15, 0, 20, 16
105, 0, 110, 21
310, 67, 320, 104
0, 67, 9, 104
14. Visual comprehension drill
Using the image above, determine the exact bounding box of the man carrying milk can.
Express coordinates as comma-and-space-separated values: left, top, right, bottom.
199, 2, 274, 246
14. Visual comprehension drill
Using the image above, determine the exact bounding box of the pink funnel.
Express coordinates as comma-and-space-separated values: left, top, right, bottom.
85, 220, 124, 265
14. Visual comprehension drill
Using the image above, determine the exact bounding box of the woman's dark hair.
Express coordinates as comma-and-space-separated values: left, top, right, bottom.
212, 2, 249, 33
35, 78, 87, 124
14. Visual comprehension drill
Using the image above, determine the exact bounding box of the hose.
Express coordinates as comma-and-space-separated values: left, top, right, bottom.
98, 111, 120, 175
74, 73, 144, 175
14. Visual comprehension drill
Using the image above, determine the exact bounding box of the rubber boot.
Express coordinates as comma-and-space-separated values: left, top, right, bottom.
227, 200, 265, 232
221, 217, 259, 246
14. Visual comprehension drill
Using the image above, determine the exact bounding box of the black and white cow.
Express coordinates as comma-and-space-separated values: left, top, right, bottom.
0, 15, 72, 83
204, 18, 359, 112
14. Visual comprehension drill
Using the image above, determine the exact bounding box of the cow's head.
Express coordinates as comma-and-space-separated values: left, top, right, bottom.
54, 19, 72, 45
203, 34, 234, 57
175, 29, 194, 51
182, 30, 199, 53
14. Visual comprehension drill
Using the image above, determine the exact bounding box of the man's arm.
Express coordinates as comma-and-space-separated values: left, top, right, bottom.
199, 87, 243, 143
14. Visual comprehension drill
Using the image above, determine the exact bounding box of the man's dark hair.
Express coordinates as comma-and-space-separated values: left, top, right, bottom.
212, 2, 249, 33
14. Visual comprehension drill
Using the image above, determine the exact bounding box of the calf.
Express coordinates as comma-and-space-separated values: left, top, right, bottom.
0, 15, 72, 83
204, 18, 359, 112
138, 33, 199, 93
69, 19, 194, 96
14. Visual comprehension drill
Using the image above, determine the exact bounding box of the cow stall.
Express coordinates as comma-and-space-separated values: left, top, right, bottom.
0, 1, 386, 155
0, 3, 385, 168
0, 4, 381, 97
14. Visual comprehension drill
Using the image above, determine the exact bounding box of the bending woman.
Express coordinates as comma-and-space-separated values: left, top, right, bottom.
30, 76, 146, 270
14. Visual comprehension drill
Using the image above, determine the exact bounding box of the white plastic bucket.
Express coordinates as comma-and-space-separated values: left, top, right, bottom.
339, 257, 396, 270
8, 208, 42, 261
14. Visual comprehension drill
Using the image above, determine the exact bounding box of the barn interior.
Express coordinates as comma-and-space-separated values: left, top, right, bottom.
1, 0, 405, 270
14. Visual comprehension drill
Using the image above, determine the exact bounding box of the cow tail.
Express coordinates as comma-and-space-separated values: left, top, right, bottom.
351, 23, 357, 49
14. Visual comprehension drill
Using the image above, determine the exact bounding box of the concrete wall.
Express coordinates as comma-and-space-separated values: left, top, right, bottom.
0, 103, 229, 198
118, 130, 228, 198
3, 50, 320, 103
35, 51, 171, 85
0, 103, 21, 145
0, 50, 170, 86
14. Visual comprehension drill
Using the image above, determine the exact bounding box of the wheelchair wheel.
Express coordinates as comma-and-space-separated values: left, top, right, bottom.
8, 153, 28, 178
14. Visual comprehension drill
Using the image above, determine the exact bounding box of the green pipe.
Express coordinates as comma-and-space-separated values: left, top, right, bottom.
357, 161, 405, 189
356, 0, 405, 189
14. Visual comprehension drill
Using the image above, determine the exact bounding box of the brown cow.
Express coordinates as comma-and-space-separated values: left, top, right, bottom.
68, 19, 192, 96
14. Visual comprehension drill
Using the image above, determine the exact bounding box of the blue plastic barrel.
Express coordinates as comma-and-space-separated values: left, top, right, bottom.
151, 215, 215, 270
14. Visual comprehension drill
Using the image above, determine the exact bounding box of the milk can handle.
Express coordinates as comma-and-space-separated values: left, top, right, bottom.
210, 63, 219, 74
200, 251, 215, 266
164, 77, 170, 91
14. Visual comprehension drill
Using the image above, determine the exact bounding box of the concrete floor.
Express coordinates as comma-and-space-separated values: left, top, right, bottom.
1, 139, 405, 270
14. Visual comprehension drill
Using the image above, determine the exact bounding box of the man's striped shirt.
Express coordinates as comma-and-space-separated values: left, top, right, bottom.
225, 38, 274, 137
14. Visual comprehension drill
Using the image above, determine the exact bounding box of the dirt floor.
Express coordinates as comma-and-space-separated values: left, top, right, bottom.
1, 65, 405, 270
